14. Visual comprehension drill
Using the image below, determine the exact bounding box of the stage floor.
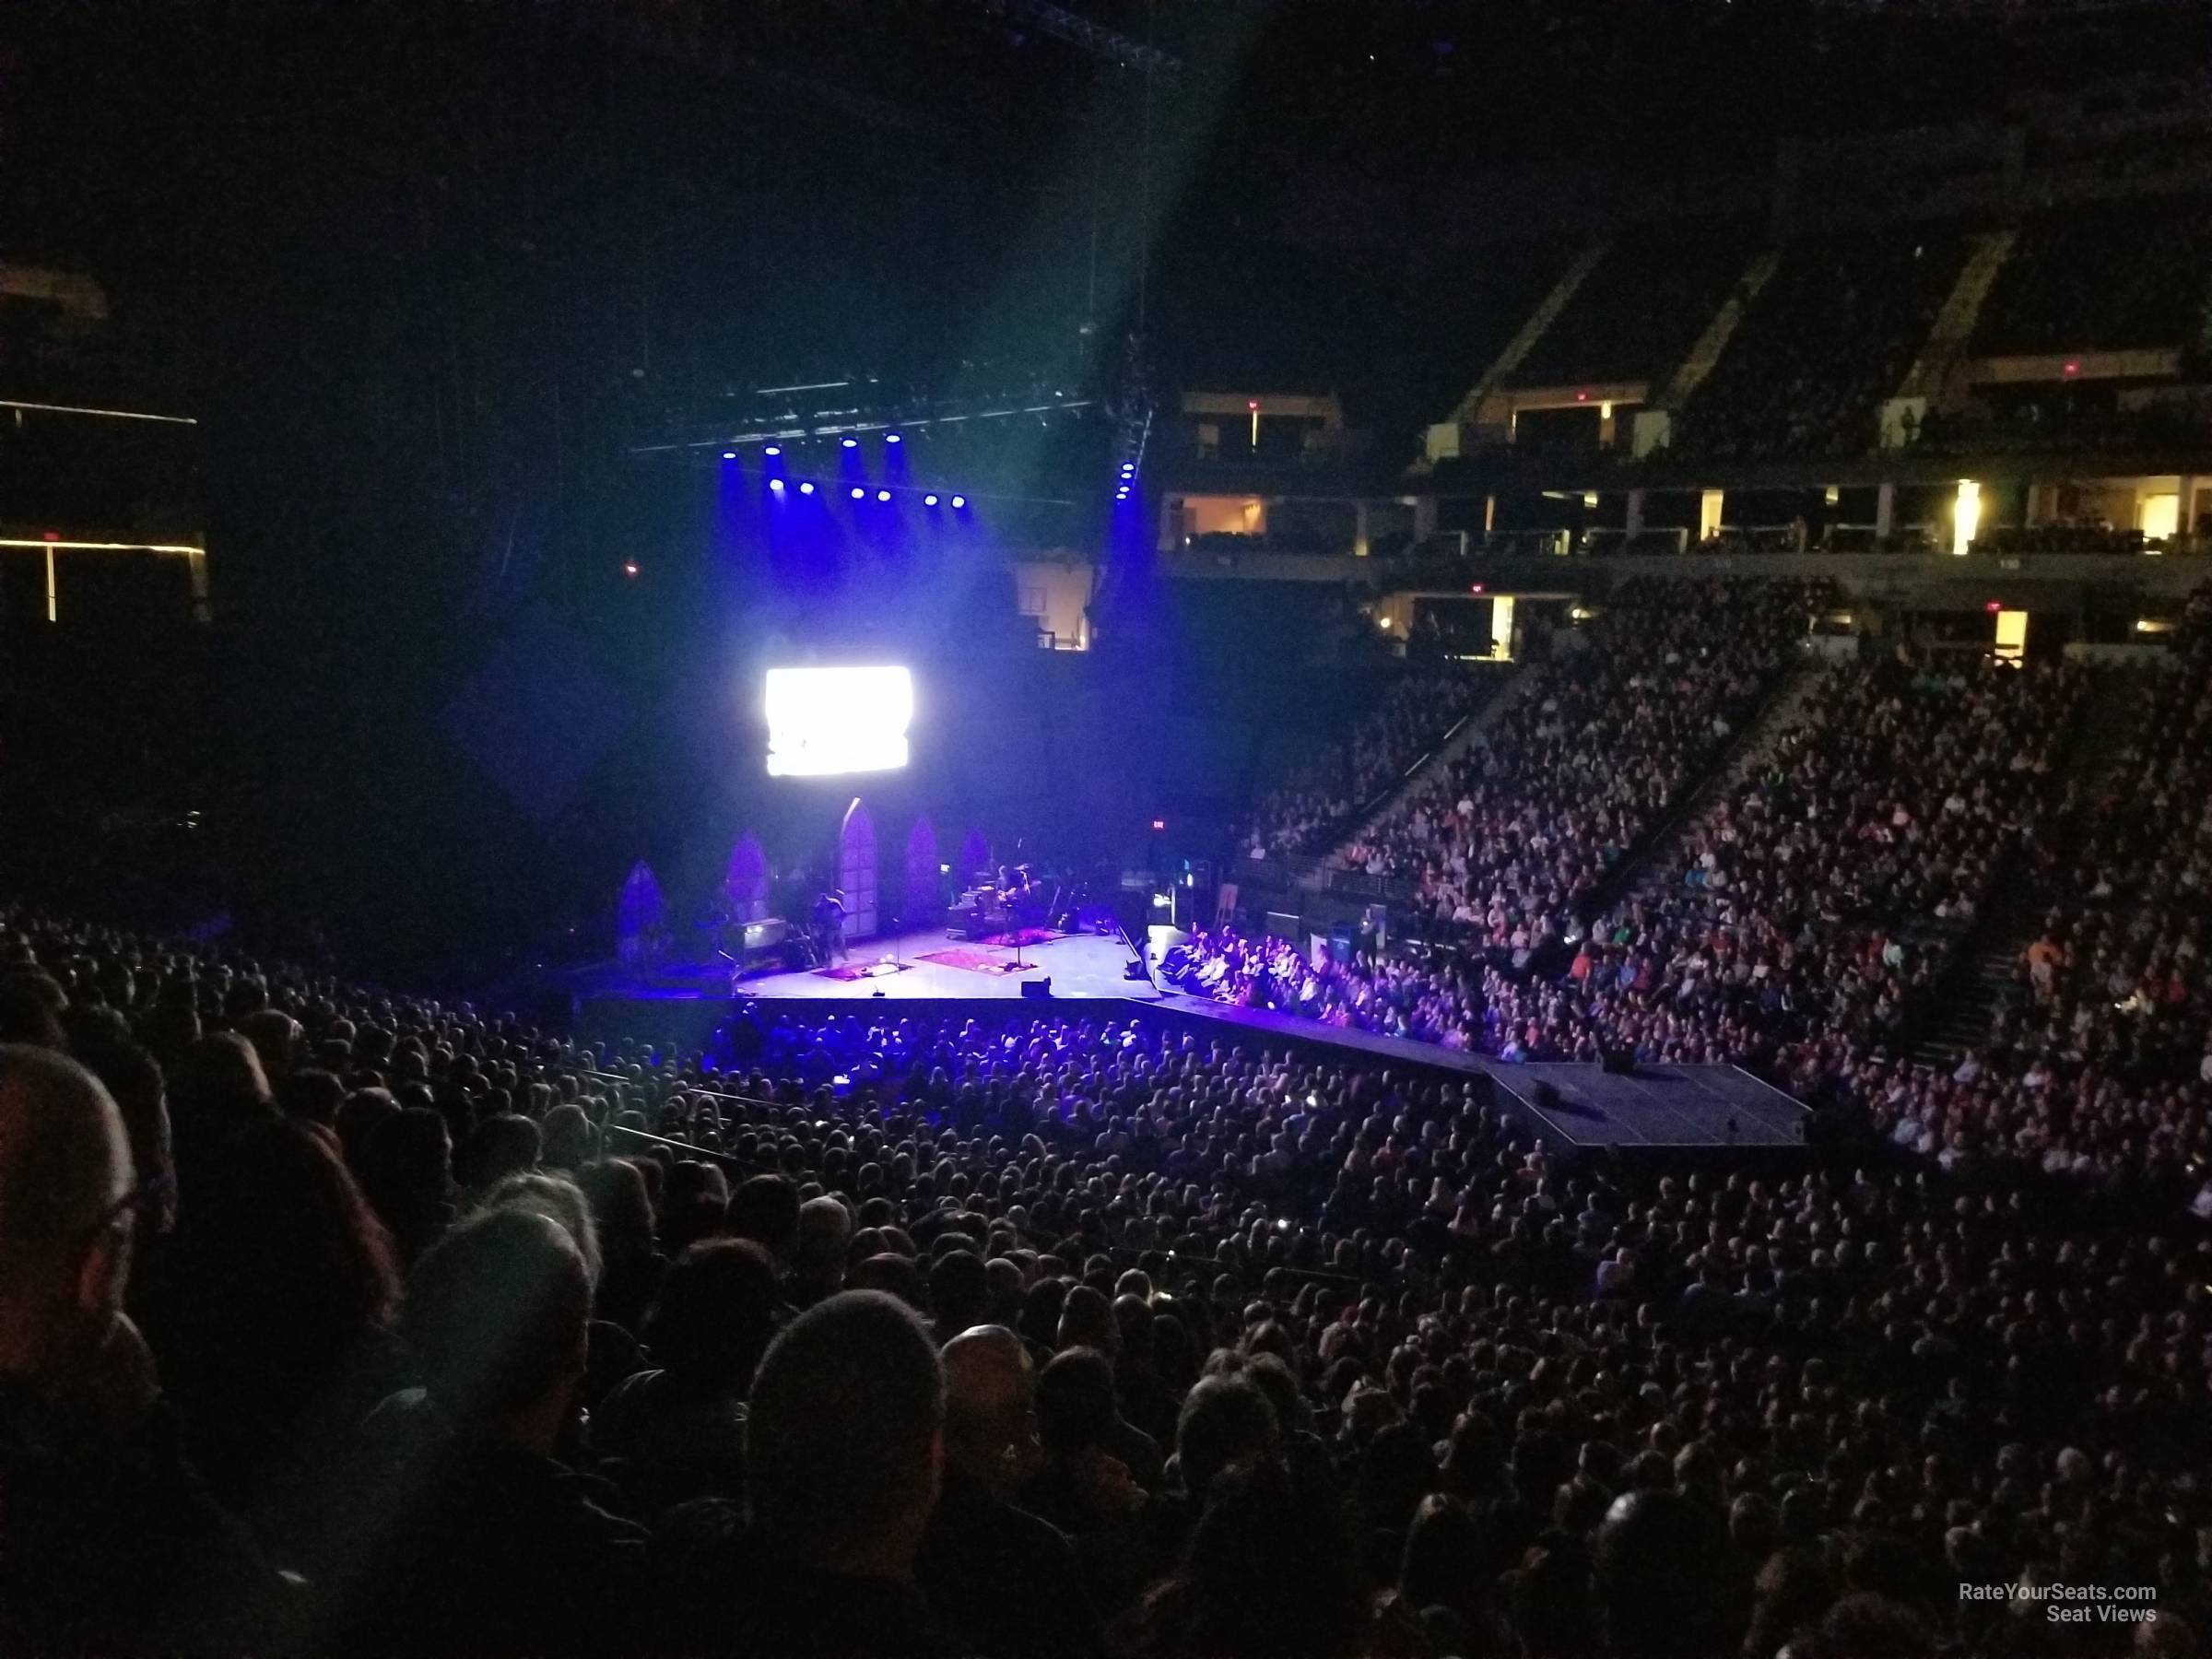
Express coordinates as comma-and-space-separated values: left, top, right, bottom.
580, 924, 1807, 1151
740, 925, 1153, 1000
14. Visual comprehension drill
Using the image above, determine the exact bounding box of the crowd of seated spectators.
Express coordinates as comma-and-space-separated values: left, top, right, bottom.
1969, 523, 2149, 559
1939, 585, 2212, 1194
1337, 581, 1825, 920
1189, 574, 2212, 1204
1915, 394, 2212, 462
1162, 927, 1482, 1052
5, 904, 2212, 1657
1971, 200, 2212, 357
1239, 666, 1497, 861
1192, 626, 2099, 1131
1482, 654, 2086, 1091
1673, 236, 1968, 463
1186, 581, 1822, 1057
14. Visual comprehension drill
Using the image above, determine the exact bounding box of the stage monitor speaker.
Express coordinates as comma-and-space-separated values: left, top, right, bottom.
1600, 1048, 1637, 1075
1019, 977, 1053, 999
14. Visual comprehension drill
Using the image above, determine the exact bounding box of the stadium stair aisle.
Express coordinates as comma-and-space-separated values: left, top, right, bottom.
1907, 664, 2138, 1066
1653, 248, 1782, 415
1586, 653, 1828, 924
1320, 659, 1538, 867
1443, 242, 1611, 428
1897, 228, 2018, 401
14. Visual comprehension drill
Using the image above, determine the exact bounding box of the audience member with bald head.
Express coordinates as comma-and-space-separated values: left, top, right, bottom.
679, 1289, 953, 1658
0, 1043, 288, 1655
919, 1324, 1100, 1659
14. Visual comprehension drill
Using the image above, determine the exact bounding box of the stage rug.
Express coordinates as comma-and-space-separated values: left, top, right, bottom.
973, 927, 1062, 948
812, 961, 913, 982
917, 947, 1032, 976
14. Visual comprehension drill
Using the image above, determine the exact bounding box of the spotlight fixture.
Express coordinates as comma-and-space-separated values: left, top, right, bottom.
876, 489, 892, 502
949, 495, 967, 510
850, 486, 866, 500
841, 437, 859, 450
924, 494, 940, 507
769, 477, 785, 491
764, 445, 782, 456
798, 480, 816, 495
886, 433, 901, 444
723, 451, 736, 460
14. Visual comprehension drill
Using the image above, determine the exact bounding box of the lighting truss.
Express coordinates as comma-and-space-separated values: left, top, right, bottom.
958, 0, 1182, 76
1111, 402, 1151, 495
628, 390, 1097, 458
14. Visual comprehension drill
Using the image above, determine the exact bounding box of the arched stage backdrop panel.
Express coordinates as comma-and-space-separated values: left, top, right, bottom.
839, 798, 877, 940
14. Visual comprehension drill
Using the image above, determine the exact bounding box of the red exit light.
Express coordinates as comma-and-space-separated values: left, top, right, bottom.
1984, 601, 2002, 613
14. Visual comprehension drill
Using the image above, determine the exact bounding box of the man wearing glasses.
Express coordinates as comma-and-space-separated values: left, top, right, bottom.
0, 1044, 289, 1656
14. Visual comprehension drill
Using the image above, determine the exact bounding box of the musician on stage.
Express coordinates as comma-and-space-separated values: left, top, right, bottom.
810, 888, 848, 966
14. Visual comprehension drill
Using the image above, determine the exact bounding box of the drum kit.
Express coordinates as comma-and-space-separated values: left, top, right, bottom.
945, 862, 1049, 939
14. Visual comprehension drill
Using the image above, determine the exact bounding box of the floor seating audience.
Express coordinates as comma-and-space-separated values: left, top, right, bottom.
1, 932, 2208, 1656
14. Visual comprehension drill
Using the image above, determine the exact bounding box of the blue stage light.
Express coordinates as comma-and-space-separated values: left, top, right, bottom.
850, 486, 866, 500
924, 494, 939, 507
877, 489, 892, 502
841, 437, 858, 450
765, 444, 782, 456
769, 477, 785, 492
886, 433, 901, 444
723, 450, 736, 460
798, 480, 816, 495
950, 495, 967, 510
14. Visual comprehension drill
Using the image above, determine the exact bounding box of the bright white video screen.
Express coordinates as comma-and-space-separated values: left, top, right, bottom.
764, 665, 914, 778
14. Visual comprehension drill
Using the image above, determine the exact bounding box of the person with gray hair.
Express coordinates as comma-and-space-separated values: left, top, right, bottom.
309, 1206, 645, 1658
791, 1191, 854, 1305
0, 1043, 289, 1654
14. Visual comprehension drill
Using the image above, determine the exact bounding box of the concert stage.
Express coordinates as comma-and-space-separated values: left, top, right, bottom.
573, 924, 1808, 1154
746, 924, 1154, 1001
